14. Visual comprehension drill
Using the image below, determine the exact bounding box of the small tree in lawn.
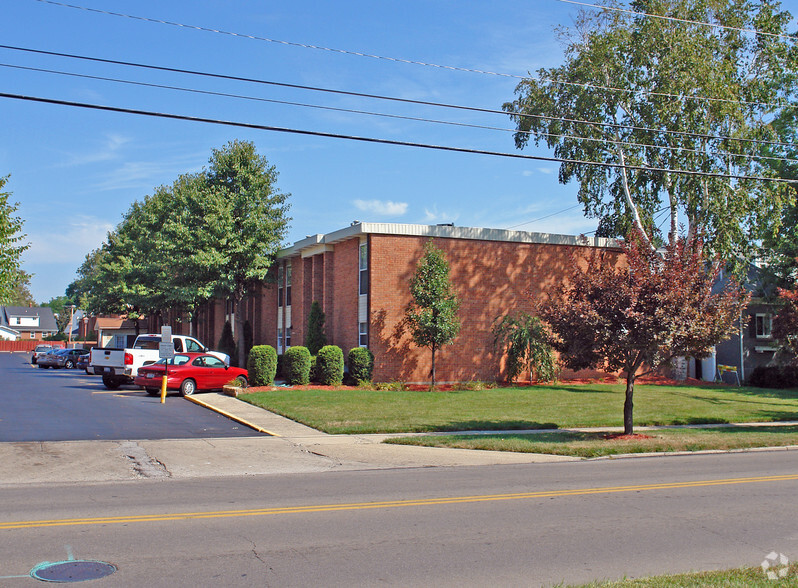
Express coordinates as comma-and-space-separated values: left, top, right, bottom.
305, 301, 327, 356
539, 234, 749, 435
773, 284, 798, 365
404, 240, 461, 388
493, 312, 558, 383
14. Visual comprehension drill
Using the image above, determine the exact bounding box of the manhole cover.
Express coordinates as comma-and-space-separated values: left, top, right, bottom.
30, 560, 117, 583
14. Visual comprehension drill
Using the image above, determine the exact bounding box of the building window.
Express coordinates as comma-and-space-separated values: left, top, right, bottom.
755, 314, 772, 339
277, 264, 284, 307
359, 322, 368, 347
285, 326, 292, 348
359, 242, 368, 295
286, 263, 292, 307
30, 332, 36, 339
277, 328, 283, 354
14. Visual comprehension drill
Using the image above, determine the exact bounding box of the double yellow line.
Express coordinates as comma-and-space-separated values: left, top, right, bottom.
3, 473, 797, 531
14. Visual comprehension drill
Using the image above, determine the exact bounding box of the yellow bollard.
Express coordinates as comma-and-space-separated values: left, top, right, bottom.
160, 375, 168, 403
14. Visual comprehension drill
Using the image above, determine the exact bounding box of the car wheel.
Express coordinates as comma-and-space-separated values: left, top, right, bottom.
233, 375, 248, 388
102, 375, 121, 390
180, 379, 196, 397
65, 360, 74, 369
145, 388, 160, 396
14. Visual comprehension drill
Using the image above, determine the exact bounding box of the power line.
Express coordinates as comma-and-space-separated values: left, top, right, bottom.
505, 204, 583, 229
31, 0, 796, 112
8, 61, 796, 168
3, 44, 794, 153
556, 0, 798, 43
1, 91, 793, 184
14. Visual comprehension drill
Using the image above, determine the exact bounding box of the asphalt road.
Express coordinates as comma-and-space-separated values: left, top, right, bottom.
0, 352, 256, 441
1, 451, 797, 586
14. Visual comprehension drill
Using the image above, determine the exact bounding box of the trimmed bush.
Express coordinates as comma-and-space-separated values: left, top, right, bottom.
247, 345, 277, 387
348, 347, 374, 384
309, 355, 319, 383
749, 365, 798, 389
317, 345, 344, 385
284, 346, 311, 385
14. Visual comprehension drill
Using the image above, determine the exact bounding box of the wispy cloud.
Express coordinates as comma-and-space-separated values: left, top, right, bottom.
24, 215, 114, 264
59, 133, 132, 167
353, 199, 408, 216
422, 206, 459, 224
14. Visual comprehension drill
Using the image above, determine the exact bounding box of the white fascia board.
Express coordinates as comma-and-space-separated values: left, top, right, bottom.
278, 222, 618, 259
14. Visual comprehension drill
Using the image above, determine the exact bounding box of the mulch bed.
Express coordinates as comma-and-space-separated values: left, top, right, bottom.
602, 433, 655, 441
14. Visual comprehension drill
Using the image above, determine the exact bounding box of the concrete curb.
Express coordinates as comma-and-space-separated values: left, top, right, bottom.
184, 395, 282, 437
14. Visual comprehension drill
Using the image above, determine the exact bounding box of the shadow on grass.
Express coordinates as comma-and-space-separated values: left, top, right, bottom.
436, 420, 559, 432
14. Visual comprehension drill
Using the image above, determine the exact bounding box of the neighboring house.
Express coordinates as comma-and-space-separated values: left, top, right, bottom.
94, 317, 146, 348
0, 306, 58, 340
700, 263, 784, 384
192, 222, 621, 383
0, 325, 20, 341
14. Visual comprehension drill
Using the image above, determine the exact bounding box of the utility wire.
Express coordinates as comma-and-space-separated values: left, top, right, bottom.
556, 0, 798, 43
7, 62, 796, 168
505, 204, 583, 229
1, 91, 793, 184
3, 44, 795, 153
31, 0, 796, 111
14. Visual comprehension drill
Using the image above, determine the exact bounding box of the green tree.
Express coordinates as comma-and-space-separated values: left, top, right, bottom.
0, 176, 29, 305
305, 301, 327, 355
188, 140, 291, 367
493, 312, 558, 383
7, 270, 35, 307
540, 234, 749, 435
403, 240, 461, 388
43, 295, 76, 334
218, 320, 237, 366
503, 0, 797, 263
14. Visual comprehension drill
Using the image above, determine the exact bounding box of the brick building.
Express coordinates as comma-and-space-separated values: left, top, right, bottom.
214, 222, 620, 383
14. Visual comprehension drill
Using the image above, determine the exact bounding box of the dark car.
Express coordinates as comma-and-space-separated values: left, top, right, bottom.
31, 344, 54, 365
39, 348, 89, 369
134, 353, 248, 397
77, 352, 91, 374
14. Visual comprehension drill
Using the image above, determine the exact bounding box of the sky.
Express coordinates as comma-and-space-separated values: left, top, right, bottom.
3, 0, 600, 303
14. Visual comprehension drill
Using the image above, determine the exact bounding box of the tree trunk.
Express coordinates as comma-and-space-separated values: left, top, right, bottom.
624, 370, 636, 435
431, 343, 437, 390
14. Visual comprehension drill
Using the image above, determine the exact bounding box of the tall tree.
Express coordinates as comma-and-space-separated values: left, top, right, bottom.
0, 176, 29, 305
540, 234, 749, 435
191, 140, 291, 367
7, 270, 35, 307
305, 301, 327, 356
504, 0, 797, 263
403, 240, 461, 388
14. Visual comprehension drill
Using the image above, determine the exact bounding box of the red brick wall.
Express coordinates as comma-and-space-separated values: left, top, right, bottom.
329, 238, 360, 354
369, 234, 620, 383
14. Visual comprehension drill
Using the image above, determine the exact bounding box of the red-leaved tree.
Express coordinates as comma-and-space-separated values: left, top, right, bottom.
773, 286, 798, 364
539, 235, 749, 435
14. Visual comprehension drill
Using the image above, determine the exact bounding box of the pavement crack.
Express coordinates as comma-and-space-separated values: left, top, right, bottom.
118, 441, 171, 479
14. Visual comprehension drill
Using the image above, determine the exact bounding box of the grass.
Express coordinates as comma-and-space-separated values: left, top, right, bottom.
566, 563, 798, 586
385, 425, 798, 458
240, 382, 798, 435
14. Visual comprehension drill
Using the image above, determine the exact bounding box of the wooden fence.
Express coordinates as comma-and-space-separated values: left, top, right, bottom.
0, 341, 93, 353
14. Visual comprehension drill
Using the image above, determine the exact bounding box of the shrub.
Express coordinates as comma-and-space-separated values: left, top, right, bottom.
309, 355, 319, 383
276, 354, 284, 380
348, 347, 374, 384
305, 301, 327, 355
218, 321, 237, 366
284, 346, 311, 385
749, 365, 798, 389
247, 345, 277, 387
373, 381, 408, 391
317, 345, 344, 385
454, 380, 497, 391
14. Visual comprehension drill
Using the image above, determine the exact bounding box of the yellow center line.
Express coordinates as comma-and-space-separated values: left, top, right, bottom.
2, 474, 796, 531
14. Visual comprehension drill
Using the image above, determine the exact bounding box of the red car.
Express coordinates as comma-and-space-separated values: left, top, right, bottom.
134, 353, 248, 397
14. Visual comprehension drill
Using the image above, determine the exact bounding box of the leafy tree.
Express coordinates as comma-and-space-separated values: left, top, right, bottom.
0, 176, 29, 305
7, 270, 35, 307
188, 140, 291, 367
503, 0, 797, 263
493, 312, 558, 382
403, 240, 461, 388
773, 286, 798, 364
43, 295, 76, 333
539, 234, 749, 435
305, 301, 327, 355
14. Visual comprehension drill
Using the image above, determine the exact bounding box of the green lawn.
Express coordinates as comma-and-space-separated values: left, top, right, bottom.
386, 425, 798, 457
240, 383, 798, 434
567, 563, 798, 586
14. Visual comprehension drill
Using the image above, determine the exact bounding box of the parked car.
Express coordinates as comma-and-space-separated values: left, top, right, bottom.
31, 344, 54, 365
36, 348, 63, 369
38, 348, 89, 369
77, 352, 91, 374
134, 353, 248, 397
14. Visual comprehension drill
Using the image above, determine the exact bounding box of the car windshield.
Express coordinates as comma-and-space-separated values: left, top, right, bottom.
154, 354, 190, 366
133, 336, 161, 350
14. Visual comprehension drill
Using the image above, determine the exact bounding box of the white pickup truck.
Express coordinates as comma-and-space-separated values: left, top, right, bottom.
90, 334, 230, 389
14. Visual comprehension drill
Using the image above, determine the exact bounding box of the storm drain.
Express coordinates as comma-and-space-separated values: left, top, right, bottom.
30, 560, 117, 583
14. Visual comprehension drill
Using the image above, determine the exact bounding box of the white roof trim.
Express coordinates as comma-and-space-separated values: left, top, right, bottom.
279, 222, 618, 258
